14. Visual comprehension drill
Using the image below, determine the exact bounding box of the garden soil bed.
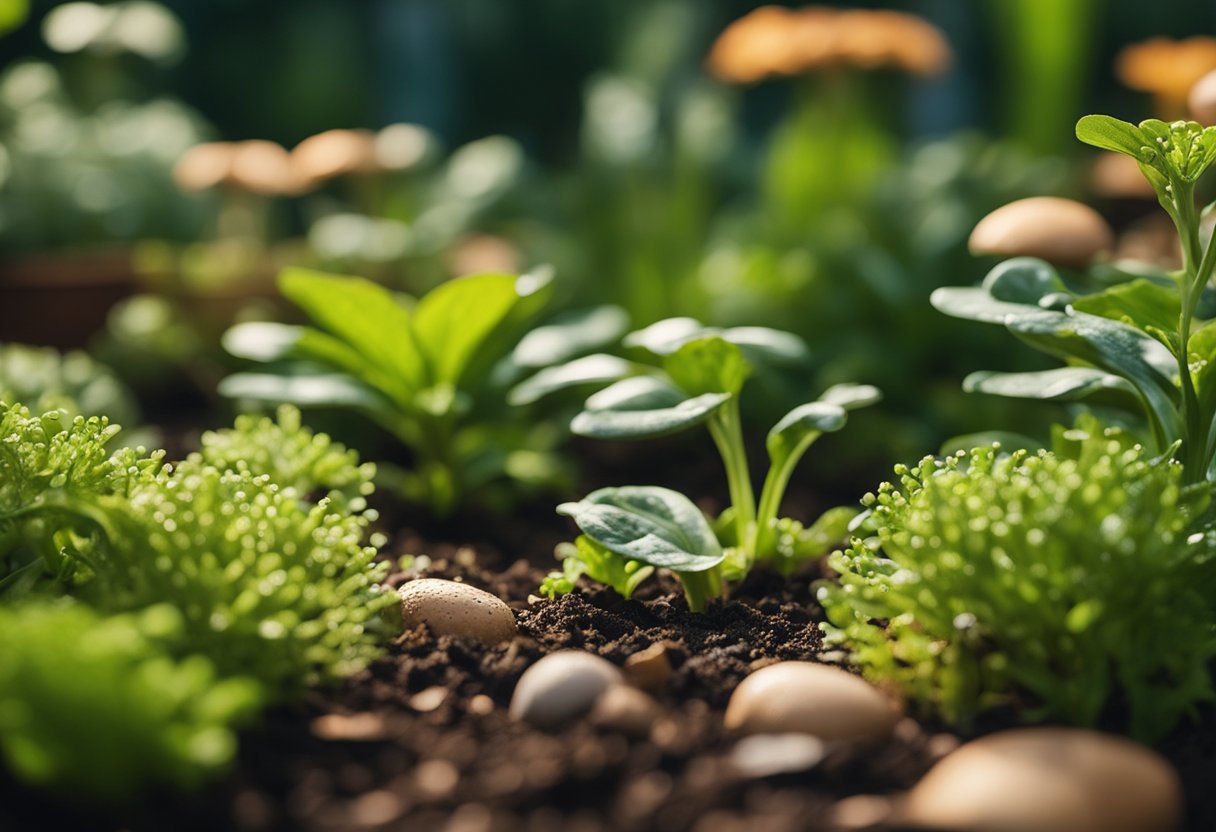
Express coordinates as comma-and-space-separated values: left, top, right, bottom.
2, 456, 1215, 831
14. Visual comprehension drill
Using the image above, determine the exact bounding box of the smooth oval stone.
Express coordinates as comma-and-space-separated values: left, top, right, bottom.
510, 651, 623, 728
397, 578, 517, 644
723, 661, 901, 741
589, 684, 663, 737
969, 197, 1114, 267
898, 727, 1183, 832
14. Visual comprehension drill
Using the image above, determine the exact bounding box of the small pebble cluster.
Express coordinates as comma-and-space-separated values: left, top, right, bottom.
396, 577, 1184, 832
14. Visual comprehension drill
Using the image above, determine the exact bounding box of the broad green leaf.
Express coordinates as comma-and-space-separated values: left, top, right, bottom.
981, 258, 1069, 305
571, 392, 730, 440
719, 327, 810, 365
963, 368, 1139, 405
512, 305, 630, 369
1075, 115, 1148, 159
1189, 323, 1216, 419
664, 337, 749, 396
217, 372, 390, 413
279, 268, 425, 392
1006, 309, 1181, 443
507, 354, 634, 406
584, 376, 686, 412
1071, 279, 1181, 337
818, 383, 882, 411
930, 286, 1037, 324
624, 317, 704, 355
222, 322, 303, 362
412, 273, 522, 385
766, 402, 847, 470
557, 485, 723, 572
559, 536, 654, 600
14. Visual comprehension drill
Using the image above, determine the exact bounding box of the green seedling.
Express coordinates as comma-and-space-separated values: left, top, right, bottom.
541, 318, 879, 611
221, 266, 600, 515
819, 421, 1216, 742
934, 116, 1216, 484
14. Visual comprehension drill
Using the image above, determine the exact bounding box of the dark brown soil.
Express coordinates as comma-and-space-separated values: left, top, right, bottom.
2, 499, 1215, 831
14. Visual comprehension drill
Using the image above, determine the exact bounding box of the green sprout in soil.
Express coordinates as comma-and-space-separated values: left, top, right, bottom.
819, 421, 1216, 742
934, 116, 1216, 484
0, 402, 396, 797
542, 318, 879, 611
220, 266, 583, 515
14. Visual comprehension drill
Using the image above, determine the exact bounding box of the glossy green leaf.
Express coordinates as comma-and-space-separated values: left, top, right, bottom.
1075, 115, 1148, 159
981, 257, 1069, 304
412, 273, 522, 384
1071, 279, 1181, 337
512, 305, 630, 369
719, 327, 810, 365
818, 383, 882, 411
766, 402, 847, 471
571, 392, 730, 440
279, 268, 426, 391
584, 376, 686, 412
217, 372, 390, 412
664, 337, 749, 396
963, 368, 1138, 403
557, 486, 723, 572
930, 286, 1037, 324
221, 322, 303, 362
507, 354, 633, 406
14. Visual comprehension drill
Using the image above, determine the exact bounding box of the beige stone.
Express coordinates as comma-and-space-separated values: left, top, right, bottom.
589, 685, 663, 737
898, 727, 1183, 832
397, 578, 516, 644
510, 651, 622, 728
723, 661, 901, 742
969, 197, 1114, 268
624, 642, 673, 692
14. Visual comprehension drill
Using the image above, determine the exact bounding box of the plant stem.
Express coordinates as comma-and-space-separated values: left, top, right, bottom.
678, 565, 722, 613
707, 398, 755, 553
1170, 185, 1210, 483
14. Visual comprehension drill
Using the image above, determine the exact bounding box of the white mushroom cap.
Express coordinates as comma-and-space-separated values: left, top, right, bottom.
898, 727, 1183, 832
172, 142, 235, 192
969, 197, 1114, 267
1190, 68, 1216, 124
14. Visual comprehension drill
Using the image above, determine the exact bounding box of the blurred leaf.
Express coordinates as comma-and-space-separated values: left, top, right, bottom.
508, 354, 633, 406
664, 337, 748, 397
930, 286, 1036, 324
413, 273, 522, 385
964, 368, 1138, 404
512, 305, 630, 369
221, 323, 303, 363
818, 383, 882, 411
571, 392, 730, 440
217, 372, 390, 414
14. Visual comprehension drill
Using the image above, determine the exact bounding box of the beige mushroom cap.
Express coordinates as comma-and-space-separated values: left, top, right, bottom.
898, 727, 1183, 832
1090, 152, 1156, 199
1190, 68, 1216, 124
397, 578, 517, 644
723, 661, 902, 742
229, 140, 301, 196
173, 142, 235, 192
969, 196, 1114, 267
375, 123, 433, 172
293, 128, 378, 185
1117, 36, 1216, 100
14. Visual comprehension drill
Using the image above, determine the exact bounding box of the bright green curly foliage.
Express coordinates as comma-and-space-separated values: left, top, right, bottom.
0, 602, 262, 800
0, 343, 139, 425
819, 429, 1216, 741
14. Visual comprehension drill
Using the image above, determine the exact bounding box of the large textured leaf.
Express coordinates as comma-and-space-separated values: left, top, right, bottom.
571, 393, 730, 440
964, 368, 1140, 407
1006, 309, 1181, 441
512, 305, 630, 369
1072, 280, 1181, 338
767, 402, 847, 471
412, 273, 523, 384
279, 268, 425, 392
507, 354, 634, 406
557, 486, 723, 572
663, 337, 749, 396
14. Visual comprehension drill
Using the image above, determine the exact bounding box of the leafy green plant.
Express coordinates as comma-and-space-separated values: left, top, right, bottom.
933, 116, 1216, 484
0, 602, 261, 800
0, 401, 395, 689
221, 266, 587, 515
819, 425, 1216, 741
0, 342, 139, 425
542, 318, 879, 611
